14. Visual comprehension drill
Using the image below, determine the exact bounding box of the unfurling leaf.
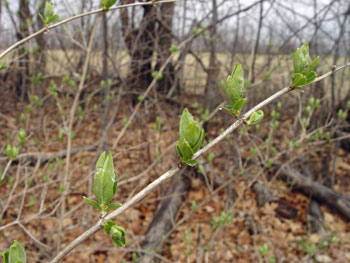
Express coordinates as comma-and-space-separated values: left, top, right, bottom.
44, 1, 54, 18
9, 240, 26, 263
106, 203, 122, 211
247, 110, 264, 126
176, 109, 204, 166
0, 61, 6, 70
293, 43, 310, 74
110, 225, 126, 247
2, 251, 9, 263
104, 221, 126, 247
93, 152, 118, 207
104, 220, 116, 234
39, 2, 59, 25
101, 0, 117, 10
292, 43, 319, 89
17, 128, 26, 146
169, 44, 179, 53
151, 71, 163, 80
221, 64, 247, 116
83, 196, 101, 211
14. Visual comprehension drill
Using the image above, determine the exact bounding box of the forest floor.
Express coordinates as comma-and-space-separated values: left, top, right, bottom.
1, 83, 350, 263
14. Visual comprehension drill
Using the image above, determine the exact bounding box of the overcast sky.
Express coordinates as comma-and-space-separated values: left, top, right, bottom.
0, 0, 348, 50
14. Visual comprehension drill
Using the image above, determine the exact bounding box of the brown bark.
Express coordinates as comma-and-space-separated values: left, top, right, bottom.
155, 2, 175, 94
35, 0, 47, 75
17, 0, 31, 100
120, 1, 156, 96
204, 0, 220, 112
308, 198, 325, 234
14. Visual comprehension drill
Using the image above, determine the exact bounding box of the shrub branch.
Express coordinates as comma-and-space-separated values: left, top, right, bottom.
50, 62, 350, 263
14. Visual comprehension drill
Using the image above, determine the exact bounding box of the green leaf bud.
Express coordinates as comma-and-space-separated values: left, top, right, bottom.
222, 64, 245, 115
177, 108, 204, 166
247, 110, 264, 126
308, 97, 315, 107
9, 240, 26, 263
101, 0, 117, 10
5, 144, 12, 159
17, 128, 26, 146
110, 225, 126, 247
292, 43, 319, 88
93, 152, 118, 206
169, 44, 179, 53
104, 220, 116, 234
305, 105, 312, 116
2, 250, 9, 263
0, 61, 6, 70
315, 98, 321, 109
276, 102, 282, 111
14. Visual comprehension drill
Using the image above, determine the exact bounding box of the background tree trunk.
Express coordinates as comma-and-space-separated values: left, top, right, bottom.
155, 2, 175, 94
17, 0, 31, 100
35, 0, 47, 77
204, 0, 219, 112
120, 1, 157, 98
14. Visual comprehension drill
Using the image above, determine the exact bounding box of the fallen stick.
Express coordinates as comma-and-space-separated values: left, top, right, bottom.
276, 163, 350, 221
0, 145, 97, 165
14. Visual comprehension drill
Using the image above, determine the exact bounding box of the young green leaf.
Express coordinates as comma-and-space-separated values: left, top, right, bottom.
221, 64, 246, 116
293, 43, 310, 74
2, 251, 9, 263
103, 152, 118, 195
232, 98, 247, 116
17, 128, 26, 146
101, 0, 117, 10
104, 220, 116, 234
177, 108, 204, 166
44, 1, 54, 18
93, 170, 113, 205
225, 64, 244, 105
179, 108, 194, 137
110, 225, 126, 247
0, 61, 6, 70
184, 122, 202, 150
39, 2, 59, 25
95, 152, 106, 172
169, 44, 179, 53
106, 203, 122, 212
247, 110, 264, 126
292, 73, 307, 86
9, 240, 26, 263
303, 56, 320, 76
11, 147, 19, 160
83, 196, 101, 211
0, 168, 4, 185
292, 43, 319, 88
151, 71, 163, 80
176, 137, 194, 162
93, 152, 118, 206
5, 144, 12, 159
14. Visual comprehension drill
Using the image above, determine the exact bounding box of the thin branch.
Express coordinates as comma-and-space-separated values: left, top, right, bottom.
0, 0, 180, 60
50, 63, 350, 263
57, 14, 99, 254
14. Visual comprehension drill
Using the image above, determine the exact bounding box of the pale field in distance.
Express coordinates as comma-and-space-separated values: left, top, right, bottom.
1, 48, 348, 100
